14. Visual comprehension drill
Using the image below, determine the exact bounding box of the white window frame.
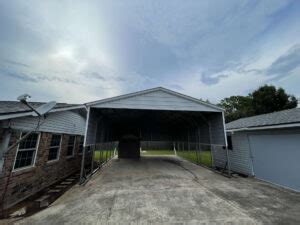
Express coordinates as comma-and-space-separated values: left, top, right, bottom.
47, 134, 62, 162
13, 132, 41, 172
66, 135, 76, 158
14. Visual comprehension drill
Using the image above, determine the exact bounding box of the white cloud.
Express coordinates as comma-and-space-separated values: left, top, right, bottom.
0, 0, 299, 103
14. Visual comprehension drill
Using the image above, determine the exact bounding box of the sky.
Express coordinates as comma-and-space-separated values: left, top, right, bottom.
0, 0, 300, 104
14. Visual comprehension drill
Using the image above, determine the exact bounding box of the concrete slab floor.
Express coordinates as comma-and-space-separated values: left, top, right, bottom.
15, 156, 300, 225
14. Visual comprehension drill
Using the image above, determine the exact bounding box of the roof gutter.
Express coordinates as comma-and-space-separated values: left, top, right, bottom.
227, 122, 300, 133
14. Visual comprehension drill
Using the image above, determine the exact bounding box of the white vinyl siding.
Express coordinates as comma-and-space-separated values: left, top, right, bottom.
1, 111, 86, 135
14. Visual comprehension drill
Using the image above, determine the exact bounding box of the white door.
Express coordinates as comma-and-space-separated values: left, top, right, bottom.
249, 133, 300, 191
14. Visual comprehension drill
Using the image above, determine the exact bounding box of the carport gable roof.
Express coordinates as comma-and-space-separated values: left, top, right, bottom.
226, 108, 300, 131
85, 87, 223, 112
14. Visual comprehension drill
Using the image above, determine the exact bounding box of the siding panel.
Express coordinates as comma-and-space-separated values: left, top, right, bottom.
214, 132, 253, 175
1, 110, 86, 135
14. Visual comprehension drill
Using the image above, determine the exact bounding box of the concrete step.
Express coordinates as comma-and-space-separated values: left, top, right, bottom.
65, 178, 75, 182
55, 185, 68, 189
9, 206, 27, 217
35, 195, 50, 208
47, 189, 62, 193
60, 181, 72, 185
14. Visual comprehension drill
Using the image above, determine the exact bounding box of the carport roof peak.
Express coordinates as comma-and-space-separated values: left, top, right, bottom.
85, 87, 223, 112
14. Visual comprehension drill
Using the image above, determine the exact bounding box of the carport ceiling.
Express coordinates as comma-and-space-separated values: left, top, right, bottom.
97, 108, 212, 128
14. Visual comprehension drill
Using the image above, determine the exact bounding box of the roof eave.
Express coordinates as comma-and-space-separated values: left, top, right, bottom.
227, 122, 300, 132
0, 105, 85, 121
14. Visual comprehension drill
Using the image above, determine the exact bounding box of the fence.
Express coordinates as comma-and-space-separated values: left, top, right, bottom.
79, 140, 230, 183
140, 141, 229, 171
175, 141, 230, 174
80, 141, 119, 183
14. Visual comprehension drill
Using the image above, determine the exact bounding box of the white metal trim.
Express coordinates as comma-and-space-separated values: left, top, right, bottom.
227, 122, 300, 133
222, 112, 228, 147
83, 106, 90, 147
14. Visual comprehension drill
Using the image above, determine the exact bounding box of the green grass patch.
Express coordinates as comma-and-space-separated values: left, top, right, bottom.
177, 150, 212, 167
141, 150, 175, 156
94, 150, 115, 163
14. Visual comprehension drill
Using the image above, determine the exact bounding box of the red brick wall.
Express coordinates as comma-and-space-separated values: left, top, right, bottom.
0, 130, 82, 209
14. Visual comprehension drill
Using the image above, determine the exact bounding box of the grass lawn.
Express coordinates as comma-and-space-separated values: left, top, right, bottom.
93, 149, 212, 167
177, 150, 212, 167
94, 150, 115, 163
141, 150, 175, 156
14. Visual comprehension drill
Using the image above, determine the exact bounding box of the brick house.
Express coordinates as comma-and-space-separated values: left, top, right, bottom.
0, 101, 86, 210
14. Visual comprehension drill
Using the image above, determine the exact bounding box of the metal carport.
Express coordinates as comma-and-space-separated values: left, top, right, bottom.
80, 87, 229, 181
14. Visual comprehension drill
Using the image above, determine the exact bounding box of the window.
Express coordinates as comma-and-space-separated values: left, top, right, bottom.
67, 135, 76, 157
14, 132, 39, 170
79, 136, 84, 154
48, 134, 61, 161
227, 135, 233, 150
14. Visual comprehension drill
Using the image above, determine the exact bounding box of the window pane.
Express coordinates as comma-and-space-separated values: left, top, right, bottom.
79, 136, 84, 153
66, 136, 75, 156
67, 146, 74, 156
68, 136, 75, 145
48, 147, 59, 161
50, 134, 61, 147
14, 150, 35, 169
19, 133, 39, 149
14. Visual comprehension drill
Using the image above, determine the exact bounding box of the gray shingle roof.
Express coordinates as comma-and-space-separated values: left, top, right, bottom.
226, 108, 300, 130
0, 101, 81, 115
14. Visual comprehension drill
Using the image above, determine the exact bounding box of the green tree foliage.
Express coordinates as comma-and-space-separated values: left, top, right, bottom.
251, 85, 298, 115
218, 96, 254, 122
218, 85, 298, 122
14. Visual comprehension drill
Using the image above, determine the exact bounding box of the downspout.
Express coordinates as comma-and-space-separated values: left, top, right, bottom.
80, 105, 90, 184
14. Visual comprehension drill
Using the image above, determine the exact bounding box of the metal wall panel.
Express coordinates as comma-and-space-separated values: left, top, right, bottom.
92, 90, 220, 112
249, 133, 300, 191
208, 113, 227, 168
225, 132, 253, 175
85, 108, 98, 145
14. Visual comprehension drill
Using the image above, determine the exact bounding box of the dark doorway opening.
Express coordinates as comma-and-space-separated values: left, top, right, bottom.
118, 135, 140, 159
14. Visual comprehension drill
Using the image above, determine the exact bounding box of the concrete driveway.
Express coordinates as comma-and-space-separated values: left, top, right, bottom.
16, 156, 300, 224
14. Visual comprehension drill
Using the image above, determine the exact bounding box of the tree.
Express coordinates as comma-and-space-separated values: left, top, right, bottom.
218, 96, 254, 122
251, 85, 298, 115
218, 85, 298, 122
